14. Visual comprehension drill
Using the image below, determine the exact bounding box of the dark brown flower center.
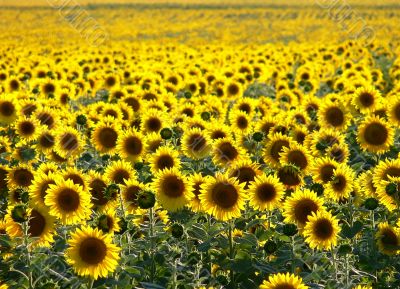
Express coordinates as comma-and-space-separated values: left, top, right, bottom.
211, 183, 238, 209
162, 175, 185, 198
364, 122, 388, 146
98, 127, 118, 149
79, 237, 107, 265
57, 188, 80, 212
294, 198, 318, 224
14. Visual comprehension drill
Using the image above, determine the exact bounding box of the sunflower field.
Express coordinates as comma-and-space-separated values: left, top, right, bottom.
1, 1, 400, 289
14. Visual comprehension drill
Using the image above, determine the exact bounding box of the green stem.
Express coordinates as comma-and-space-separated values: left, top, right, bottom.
22, 222, 34, 289
291, 236, 295, 274
228, 221, 235, 287
331, 246, 338, 280
149, 207, 155, 283
88, 278, 94, 289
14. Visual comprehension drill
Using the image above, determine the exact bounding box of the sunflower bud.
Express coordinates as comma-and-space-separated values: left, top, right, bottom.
11, 205, 27, 223
134, 162, 144, 170
252, 132, 264, 142
264, 240, 278, 254
364, 197, 379, 210
97, 214, 110, 233
184, 91, 192, 99
138, 191, 156, 209
160, 128, 173, 140
104, 183, 119, 200
338, 244, 352, 256
386, 183, 398, 196
170, 223, 184, 238
201, 111, 211, 121
76, 114, 87, 126
282, 223, 298, 237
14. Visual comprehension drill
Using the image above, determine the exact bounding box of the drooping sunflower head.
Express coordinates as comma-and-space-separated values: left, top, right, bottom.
357, 115, 394, 154
376, 222, 400, 256
199, 173, 245, 221
259, 272, 308, 289
283, 189, 325, 227
66, 226, 120, 280
152, 168, 192, 212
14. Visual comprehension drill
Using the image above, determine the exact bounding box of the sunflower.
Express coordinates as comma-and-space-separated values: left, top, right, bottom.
310, 157, 339, 184
62, 167, 89, 191
206, 122, 232, 142
66, 226, 120, 280
263, 133, 292, 169
152, 168, 192, 212
327, 143, 349, 163
279, 143, 311, 174
352, 286, 372, 289
259, 272, 308, 289
357, 115, 394, 154
277, 166, 304, 189
35, 108, 57, 129
55, 127, 82, 158
14, 116, 40, 140
91, 118, 120, 154
45, 178, 92, 225
375, 177, 398, 212
373, 158, 400, 187
0, 94, 18, 124
212, 138, 245, 167
200, 173, 245, 221
187, 173, 208, 213
104, 160, 135, 185
227, 159, 261, 190
7, 165, 34, 189
318, 100, 349, 130
120, 178, 145, 214
352, 86, 381, 113
144, 132, 164, 155
149, 146, 181, 173
229, 109, 252, 135
248, 173, 285, 211
141, 109, 169, 134
181, 128, 212, 159
324, 164, 355, 202
88, 171, 117, 210
224, 80, 243, 99
29, 171, 57, 206
5, 204, 55, 248
388, 96, 400, 125
303, 210, 340, 250
376, 222, 400, 255
36, 128, 56, 152
116, 129, 145, 162
96, 209, 121, 235
283, 189, 325, 227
